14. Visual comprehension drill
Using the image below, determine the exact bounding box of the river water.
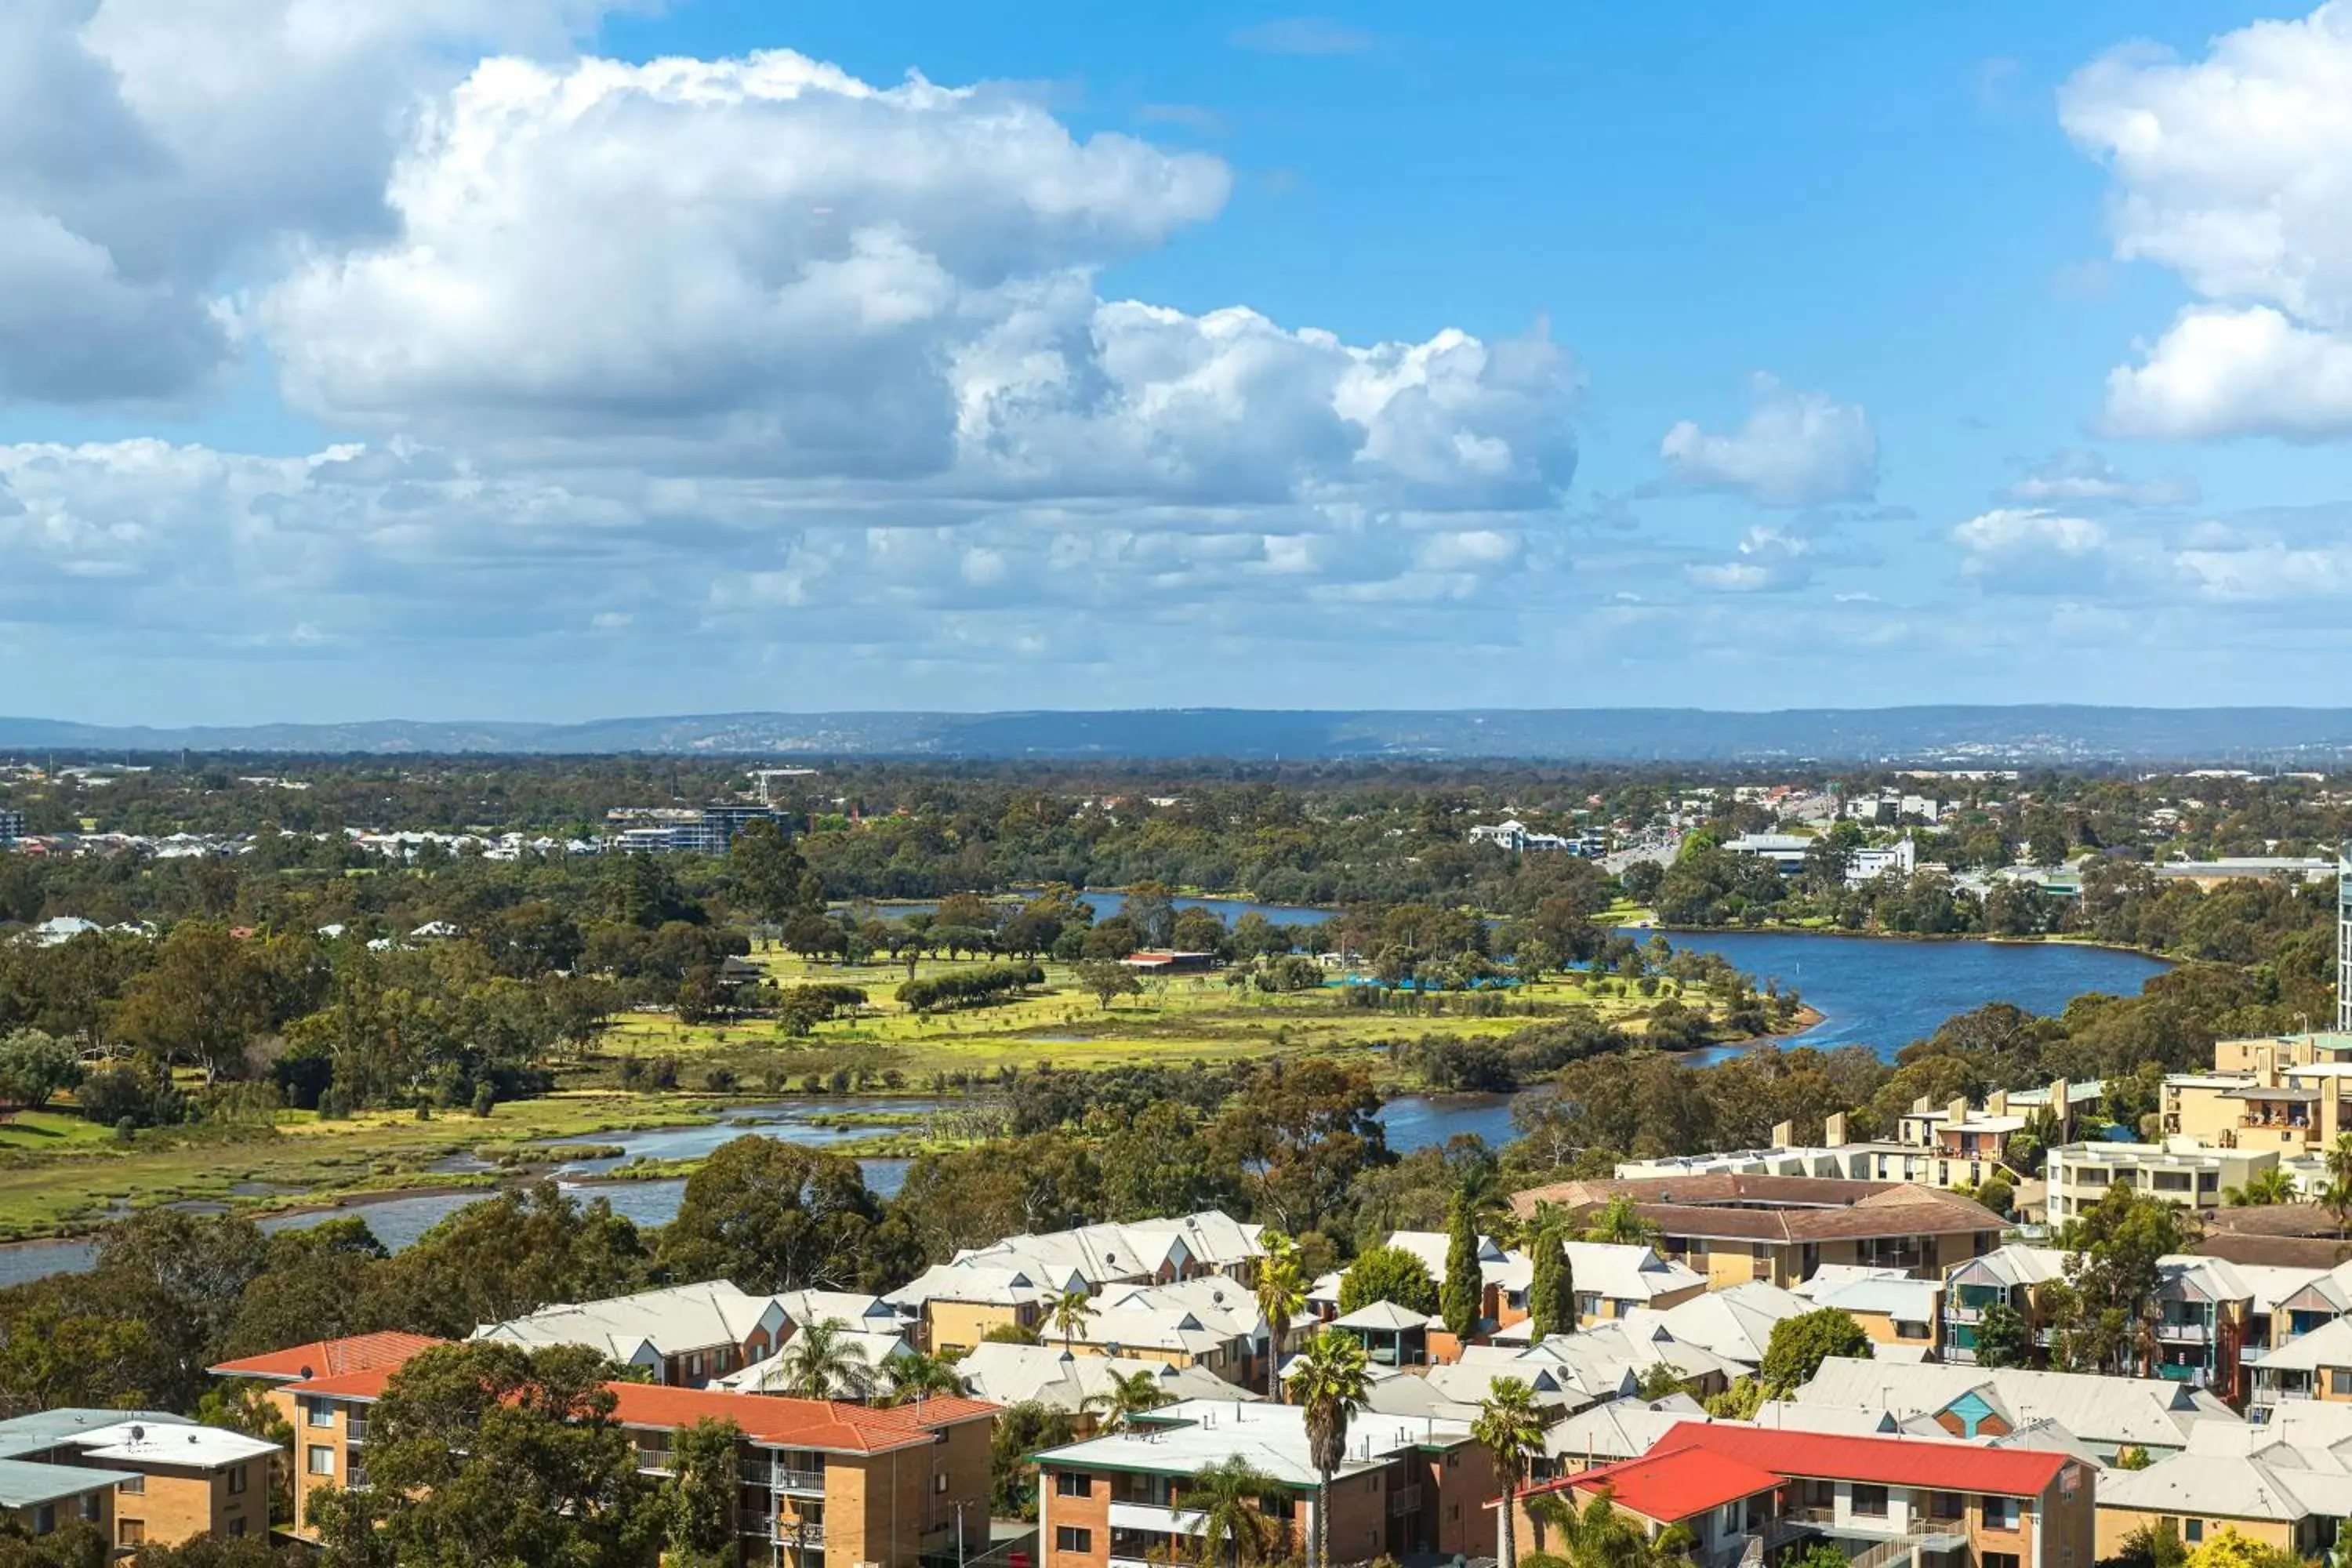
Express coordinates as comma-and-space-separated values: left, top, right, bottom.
0, 931, 2168, 1287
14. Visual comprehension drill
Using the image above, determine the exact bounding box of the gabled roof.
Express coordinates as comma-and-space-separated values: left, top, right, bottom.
1036, 1398, 1472, 1488
473, 1281, 786, 1360
1544, 1396, 1711, 1461
887, 1261, 1066, 1308
207, 1331, 446, 1384
1794, 1357, 2239, 1450
1630, 1281, 1809, 1364
1560, 1241, 1706, 1302
1335, 1301, 1436, 1332
953, 1343, 1250, 1414
2246, 1313, 2352, 1374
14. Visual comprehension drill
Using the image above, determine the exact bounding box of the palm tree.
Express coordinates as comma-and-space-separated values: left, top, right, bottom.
1183, 1456, 1287, 1568
1290, 1328, 1371, 1568
1050, 1287, 1096, 1352
1082, 1368, 1174, 1432
2328, 1133, 2352, 1236
1581, 1196, 1658, 1247
768, 1318, 878, 1400
1530, 1486, 1693, 1568
879, 1350, 967, 1406
1472, 1377, 1547, 1568
2223, 1167, 2299, 1207
1254, 1232, 1308, 1400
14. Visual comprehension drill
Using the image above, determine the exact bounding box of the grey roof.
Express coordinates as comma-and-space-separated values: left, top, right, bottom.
1794, 1356, 2240, 1450
1334, 1301, 1436, 1331
0, 1409, 190, 1462
0, 1457, 136, 1508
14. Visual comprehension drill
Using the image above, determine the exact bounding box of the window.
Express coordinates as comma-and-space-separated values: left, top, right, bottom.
307, 1402, 334, 1427
118, 1521, 146, 1548
31, 1504, 54, 1537
1056, 1473, 1092, 1498
229, 1517, 248, 1538
1055, 1527, 1094, 1554
1983, 1555, 2019, 1568
117, 1475, 145, 1496
79, 1494, 100, 1523
308, 1446, 336, 1477
2332, 1368, 2352, 1397
1896, 1319, 1931, 1341
229, 1465, 249, 1495
1983, 1497, 2022, 1530
2186, 1522, 2205, 1544
1929, 1494, 1962, 1520
1851, 1486, 1888, 1519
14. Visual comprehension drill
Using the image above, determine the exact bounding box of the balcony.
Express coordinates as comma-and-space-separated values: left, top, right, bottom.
766, 1468, 826, 1495
764, 1519, 826, 1545
1388, 1486, 1423, 1519
2155, 1321, 2212, 1345
1944, 1305, 1986, 1325
1109, 1502, 1206, 1537
345, 1417, 370, 1443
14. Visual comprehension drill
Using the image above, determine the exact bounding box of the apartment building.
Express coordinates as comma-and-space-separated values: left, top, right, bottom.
209, 1330, 447, 1388
274, 1356, 996, 1562
2040, 1141, 2288, 1226
1035, 1399, 1496, 1568
1512, 1422, 2092, 1568
2160, 1054, 2352, 1154
887, 1262, 1072, 1356
0, 1410, 277, 1552
1512, 1175, 2002, 1289
473, 1280, 797, 1386
2214, 1033, 2352, 1074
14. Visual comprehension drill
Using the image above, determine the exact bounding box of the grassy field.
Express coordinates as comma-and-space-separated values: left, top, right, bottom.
0, 953, 1749, 1243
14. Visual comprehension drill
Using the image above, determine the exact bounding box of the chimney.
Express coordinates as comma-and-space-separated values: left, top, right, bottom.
1824, 1112, 1848, 1149
1771, 1120, 1795, 1149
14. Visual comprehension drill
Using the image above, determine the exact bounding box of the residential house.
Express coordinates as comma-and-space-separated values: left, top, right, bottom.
1796, 1267, 1945, 1360
1512, 1421, 2093, 1568
885, 1263, 1072, 1356
2094, 1417, 2352, 1560
0, 1410, 277, 1552
1076, 1276, 1271, 1386
1511, 1175, 2003, 1289
1543, 1395, 1714, 1477
950, 1345, 1247, 1428
1619, 1280, 1811, 1368
952, 1210, 1266, 1291
1943, 1247, 2257, 1392
2242, 1313, 2352, 1411
1034, 1398, 1497, 1568
715, 1328, 916, 1397
1791, 1358, 2239, 1464
472, 1280, 793, 1386
1944, 1246, 2069, 1367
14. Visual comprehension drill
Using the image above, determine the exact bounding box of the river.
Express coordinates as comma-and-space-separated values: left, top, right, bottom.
0, 932, 2168, 1287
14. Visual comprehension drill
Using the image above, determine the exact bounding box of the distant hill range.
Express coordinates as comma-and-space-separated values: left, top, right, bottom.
9, 707, 2352, 764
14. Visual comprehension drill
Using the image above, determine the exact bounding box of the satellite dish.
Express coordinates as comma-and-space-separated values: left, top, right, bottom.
298, 1366, 314, 1380
129, 1426, 144, 1442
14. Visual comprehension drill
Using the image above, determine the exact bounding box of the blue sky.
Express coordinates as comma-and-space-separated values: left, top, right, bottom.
9, 1, 2352, 723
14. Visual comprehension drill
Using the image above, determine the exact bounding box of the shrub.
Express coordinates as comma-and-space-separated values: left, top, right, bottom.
472, 1083, 496, 1118
895, 963, 1045, 1012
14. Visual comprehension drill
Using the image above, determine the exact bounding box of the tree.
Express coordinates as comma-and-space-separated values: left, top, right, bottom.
1704, 1377, 1763, 1419
2109, 1522, 2189, 1568
1336, 1246, 1439, 1317
2183, 1529, 2306, 1568
766, 1319, 879, 1400
2052, 1185, 2197, 1374
111, 924, 278, 1084
2328, 1133, 2352, 1236
1579, 1195, 1657, 1246
1076, 959, 1142, 1011
1050, 1287, 1096, 1352
0, 1029, 79, 1109
881, 1351, 968, 1406
989, 1401, 1076, 1519
730, 819, 822, 924
2223, 1167, 2298, 1207
1441, 1196, 1483, 1339
1972, 1302, 2031, 1370
1528, 1486, 1693, 1568
1526, 1227, 1574, 1341
1253, 1232, 1308, 1400
1759, 1308, 1872, 1396
1291, 1329, 1371, 1568
1472, 1377, 1546, 1568
1184, 1456, 1287, 1568
655, 1418, 742, 1568
2114, 1446, 2152, 1471
657, 1138, 909, 1294
1083, 1368, 1174, 1432
309, 1341, 653, 1568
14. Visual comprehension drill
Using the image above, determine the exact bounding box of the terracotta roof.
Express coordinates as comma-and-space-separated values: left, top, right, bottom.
2194, 1234, 2352, 1269
208, 1333, 447, 1383
1566, 1445, 1785, 1524
607, 1385, 996, 1454
1511, 1176, 2000, 1242
281, 1363, 406, 1401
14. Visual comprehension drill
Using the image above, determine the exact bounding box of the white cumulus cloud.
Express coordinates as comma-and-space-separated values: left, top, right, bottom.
1657, 375, 1876, 507
2063, 4, 2352, 439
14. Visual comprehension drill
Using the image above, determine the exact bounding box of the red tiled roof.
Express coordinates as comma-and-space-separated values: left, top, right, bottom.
1524, 1423, 2069, 1519
607, 1385, 997, 1454
209, 1333, 446, 1383
1566, 1446, 1785, 1525
281, 1363, 408, 1401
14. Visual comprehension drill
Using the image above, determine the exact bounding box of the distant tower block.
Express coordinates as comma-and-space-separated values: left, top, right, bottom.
2340, 840, 2352, 1033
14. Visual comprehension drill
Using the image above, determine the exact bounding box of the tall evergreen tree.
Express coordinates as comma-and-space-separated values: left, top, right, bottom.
1526, 1225, 1574, 1340
1442, 1196, 1483, 1339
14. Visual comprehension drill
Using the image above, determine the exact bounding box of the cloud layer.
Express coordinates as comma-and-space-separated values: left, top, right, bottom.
1657, 376, 1877, 508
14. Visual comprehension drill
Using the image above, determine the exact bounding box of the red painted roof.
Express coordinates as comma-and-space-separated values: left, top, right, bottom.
209, 1333, 446, 1383
1568, 1446, 1785, 1525
1526, 1423, 2070, 1521
607, 1385, 997, 1454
